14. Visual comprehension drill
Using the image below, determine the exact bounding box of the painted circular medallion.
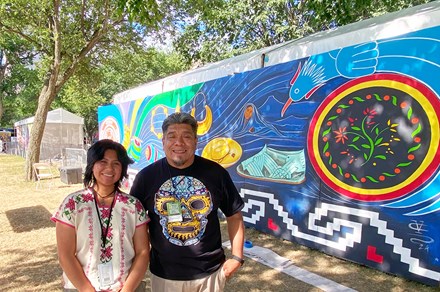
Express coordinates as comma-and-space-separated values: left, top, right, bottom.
308, 73, 440, 201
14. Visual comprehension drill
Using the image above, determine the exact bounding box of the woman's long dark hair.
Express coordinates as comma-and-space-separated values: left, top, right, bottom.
83, 139, 134, 188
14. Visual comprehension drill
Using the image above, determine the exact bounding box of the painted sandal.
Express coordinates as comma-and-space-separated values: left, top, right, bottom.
236, 145, 306, 184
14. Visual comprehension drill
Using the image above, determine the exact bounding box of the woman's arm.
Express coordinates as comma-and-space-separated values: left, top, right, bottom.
55, 222, 95, 292
120, 223, 150, 292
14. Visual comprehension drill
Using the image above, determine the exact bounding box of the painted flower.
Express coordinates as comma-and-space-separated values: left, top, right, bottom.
363, 107, 377, 119
334, 127, 348, 144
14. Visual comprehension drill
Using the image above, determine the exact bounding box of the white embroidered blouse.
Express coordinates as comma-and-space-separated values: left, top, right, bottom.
51, 188, 149, 291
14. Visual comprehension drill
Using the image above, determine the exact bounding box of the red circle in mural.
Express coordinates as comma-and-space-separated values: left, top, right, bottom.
308, 73, 440, 201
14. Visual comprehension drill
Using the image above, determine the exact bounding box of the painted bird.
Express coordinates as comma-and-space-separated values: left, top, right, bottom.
281, 33, 440, 117
281, 41, 379, 117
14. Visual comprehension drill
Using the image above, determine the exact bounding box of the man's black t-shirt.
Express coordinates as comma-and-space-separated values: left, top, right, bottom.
130, 155, 244, 280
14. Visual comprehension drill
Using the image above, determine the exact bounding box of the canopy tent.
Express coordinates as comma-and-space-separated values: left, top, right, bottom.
14, 108, 84, 160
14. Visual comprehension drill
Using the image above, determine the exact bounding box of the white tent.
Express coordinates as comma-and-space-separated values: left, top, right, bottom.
14, 108, 84, 160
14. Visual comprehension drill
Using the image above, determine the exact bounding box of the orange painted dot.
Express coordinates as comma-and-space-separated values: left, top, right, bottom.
344, 173, 350, 178
327, 121, 332, 126
379, 175, 385, 181
414, 137, 421, 143
400, 102, 407, 108
332, 164, 337, 169
361, 177, 366, 183
323, 137, 328, 142
394, 168, 401, 174
366, 94, 372, 99
384, 95, 390, 101
411, 117, 419, 124
325, 152, 330, 157
408, 154, 415, 160
336, 108, 342, 114
349, 100, 354, 104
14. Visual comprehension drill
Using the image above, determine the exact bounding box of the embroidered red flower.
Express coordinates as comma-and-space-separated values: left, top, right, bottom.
82, 193, 94, 202
135, 200, 144, 212
101, 208, 111, 219
119, 195, 129, 204
102, 246, 113, 258
65, 198, 75, 211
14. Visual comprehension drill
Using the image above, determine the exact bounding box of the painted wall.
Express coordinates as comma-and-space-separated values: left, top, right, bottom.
98, 24, 440, 286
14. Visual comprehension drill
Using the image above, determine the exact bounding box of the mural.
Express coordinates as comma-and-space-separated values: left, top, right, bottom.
98, 24, 440, 285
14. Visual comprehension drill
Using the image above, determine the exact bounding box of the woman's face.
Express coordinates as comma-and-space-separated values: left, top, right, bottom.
92, 149, 122, 188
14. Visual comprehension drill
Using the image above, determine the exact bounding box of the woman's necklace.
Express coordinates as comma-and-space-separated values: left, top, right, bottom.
95, 189, 115, 199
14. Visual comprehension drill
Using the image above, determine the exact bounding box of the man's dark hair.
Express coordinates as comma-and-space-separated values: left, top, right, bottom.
162, 112, 198, 137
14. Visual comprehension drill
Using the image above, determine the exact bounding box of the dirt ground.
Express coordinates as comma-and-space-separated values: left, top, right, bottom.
0, 154, 437, 291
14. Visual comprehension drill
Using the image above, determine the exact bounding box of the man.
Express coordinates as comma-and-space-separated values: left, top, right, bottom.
130, 112, 245, 291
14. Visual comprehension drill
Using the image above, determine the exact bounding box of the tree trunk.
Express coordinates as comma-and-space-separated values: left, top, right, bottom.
24, 0, 62, 181
0, 50, 6, 123
24, 84, 57, 180
23, 0, 109, 180
0, 94, 3, 123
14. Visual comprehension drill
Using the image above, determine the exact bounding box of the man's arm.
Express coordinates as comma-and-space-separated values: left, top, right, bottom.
223, 211, 245, 277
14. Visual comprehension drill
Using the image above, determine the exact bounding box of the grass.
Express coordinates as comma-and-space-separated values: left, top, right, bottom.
0, 154, 437, 291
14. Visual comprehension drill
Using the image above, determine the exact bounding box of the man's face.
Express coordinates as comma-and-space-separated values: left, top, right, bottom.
162, 123, 197, 169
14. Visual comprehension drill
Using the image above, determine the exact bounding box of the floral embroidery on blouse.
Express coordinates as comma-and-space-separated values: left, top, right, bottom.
52, 188, 149, 290
98, 200, 114, 263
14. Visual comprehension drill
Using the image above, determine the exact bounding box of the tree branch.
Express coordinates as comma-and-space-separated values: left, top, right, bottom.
0, 21, 49, 54
55, 2, 113, 93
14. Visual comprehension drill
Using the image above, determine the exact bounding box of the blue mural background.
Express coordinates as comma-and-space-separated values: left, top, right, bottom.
98, 25, 440, 285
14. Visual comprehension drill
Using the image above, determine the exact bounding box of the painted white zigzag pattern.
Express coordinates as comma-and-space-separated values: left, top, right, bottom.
239, 188, 440, 281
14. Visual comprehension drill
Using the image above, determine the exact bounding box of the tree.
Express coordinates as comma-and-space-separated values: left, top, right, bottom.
54, 46, 188, 143
0, 49, 7, 123
306, 0, 434, 29
0, 0, 201, 180
163, 0, 433, 66
0, 36, 38, 127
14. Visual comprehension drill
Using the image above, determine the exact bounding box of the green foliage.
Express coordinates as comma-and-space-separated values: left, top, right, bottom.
0, 34, 40, 127
0, 0, 212, 179
0, 0, 202, 129
1, 0, 434, 136
307, 0, 434, 28
54, 46, 187, 140
165, 0, 434, 66
1, 64, 40, 126
116, 0, 162, 26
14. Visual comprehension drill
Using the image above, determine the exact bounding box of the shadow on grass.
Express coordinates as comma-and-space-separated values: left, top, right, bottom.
5, 205, 53, 233
0, 245, 62, 291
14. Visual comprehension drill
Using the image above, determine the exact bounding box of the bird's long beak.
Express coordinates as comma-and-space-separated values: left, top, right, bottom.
281, 98, 293, 117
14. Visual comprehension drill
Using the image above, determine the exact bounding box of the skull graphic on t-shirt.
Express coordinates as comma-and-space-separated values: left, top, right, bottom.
154, 176, 213, 246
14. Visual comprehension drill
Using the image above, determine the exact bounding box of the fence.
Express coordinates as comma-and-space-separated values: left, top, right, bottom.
3, 141, 86, 171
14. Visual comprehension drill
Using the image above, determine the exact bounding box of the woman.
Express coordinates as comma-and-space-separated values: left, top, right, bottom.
52, 139, 150, 292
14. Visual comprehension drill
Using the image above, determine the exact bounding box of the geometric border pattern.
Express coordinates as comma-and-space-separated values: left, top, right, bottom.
240, 188, 440, 281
